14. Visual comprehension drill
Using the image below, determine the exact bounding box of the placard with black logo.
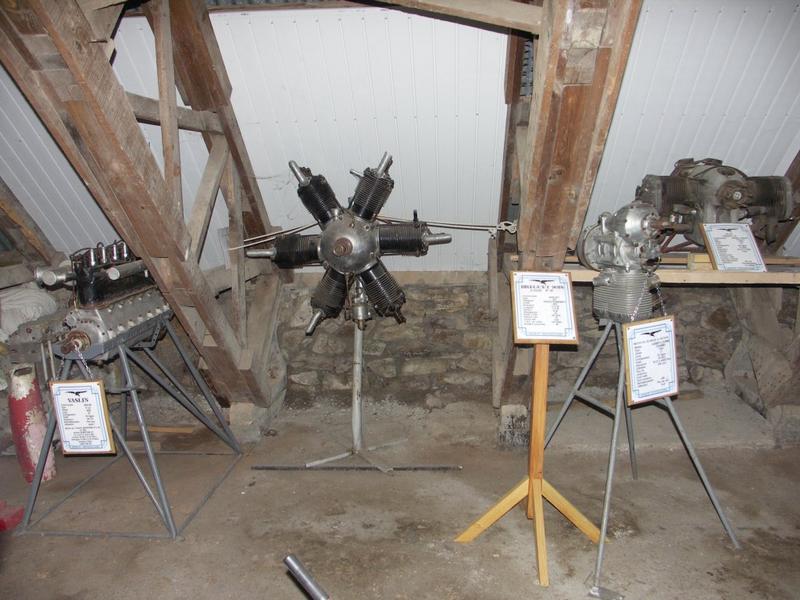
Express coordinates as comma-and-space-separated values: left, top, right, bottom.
511, 272, 579, 345
51, 380, 116, 455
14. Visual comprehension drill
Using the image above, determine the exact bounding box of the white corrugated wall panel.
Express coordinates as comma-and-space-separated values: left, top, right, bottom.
1, 8, 507, 271
212, 8, 507, 271
585, 0, 800, 231
0, 66, 118, 254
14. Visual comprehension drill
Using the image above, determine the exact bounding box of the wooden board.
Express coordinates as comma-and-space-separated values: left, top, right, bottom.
562, 265, 800, 285
516, 0, 643, 271
373, 0, 543, 33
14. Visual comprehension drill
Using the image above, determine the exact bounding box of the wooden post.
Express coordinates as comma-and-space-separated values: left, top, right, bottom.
148, 0, 183, 222
528, 343, 550, 585
457, 341, 600, 586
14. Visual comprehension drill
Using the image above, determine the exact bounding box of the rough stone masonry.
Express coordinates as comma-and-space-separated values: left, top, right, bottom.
275, 279, 800, 449
277, 281, 494, 413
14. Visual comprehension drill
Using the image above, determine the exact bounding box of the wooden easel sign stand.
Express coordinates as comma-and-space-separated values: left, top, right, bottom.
456, 272, 601, 586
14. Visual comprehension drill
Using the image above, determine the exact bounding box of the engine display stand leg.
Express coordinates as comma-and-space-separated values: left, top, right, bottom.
658, 396, 739, 547
16, 328, 241, 540
616, 330, 638, 481
544, 322, 637, 478
259, 323, 460, 474
117, 348, 178, 537
19, 359, 72, 532
588, 342, 626, 600
304, 324, 396, 473
541, 321, 739, 599
456, 344, 601, 587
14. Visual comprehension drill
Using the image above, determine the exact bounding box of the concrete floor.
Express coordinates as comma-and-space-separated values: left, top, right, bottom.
1, 389, 799, 600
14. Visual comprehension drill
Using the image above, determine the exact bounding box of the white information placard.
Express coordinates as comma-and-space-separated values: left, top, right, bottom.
51, 380, 116, 455
622, 316, 679, 405
702, 223, 766, 272
511, 272, 579, 344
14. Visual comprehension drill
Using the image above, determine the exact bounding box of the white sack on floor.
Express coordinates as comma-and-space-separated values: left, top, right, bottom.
0, 282, 58, 342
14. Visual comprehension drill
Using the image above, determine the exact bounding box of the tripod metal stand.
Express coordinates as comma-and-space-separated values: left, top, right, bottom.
545, 319, 740, 600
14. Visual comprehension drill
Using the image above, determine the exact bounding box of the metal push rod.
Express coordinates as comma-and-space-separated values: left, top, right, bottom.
284, 554, 330, 600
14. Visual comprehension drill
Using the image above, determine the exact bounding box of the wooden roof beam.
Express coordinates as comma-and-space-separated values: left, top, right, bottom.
169, 0, 274, 241
517, 0, 642, 271
126, 92, 224, 134
368, 1, 543, 34
0, 175, 61, 264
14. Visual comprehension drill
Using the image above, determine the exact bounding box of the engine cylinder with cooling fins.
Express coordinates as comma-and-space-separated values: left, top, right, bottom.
311, 268, 348, 318
272, 234, 320, 268
378, 223, 429, 256
351, 169, 394, 221
591, 270, 658, 323
748, 176, 792, 220
298, 174, 341, 227
358, 261, 405, 322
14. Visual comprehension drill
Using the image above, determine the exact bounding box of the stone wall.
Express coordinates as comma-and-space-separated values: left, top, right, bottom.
277, 281, 494, 412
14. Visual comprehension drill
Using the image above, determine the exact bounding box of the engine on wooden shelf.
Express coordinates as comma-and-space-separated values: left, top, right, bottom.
577, 158, 793, 322
247, 152, 452, 334
636, 157, 792, 247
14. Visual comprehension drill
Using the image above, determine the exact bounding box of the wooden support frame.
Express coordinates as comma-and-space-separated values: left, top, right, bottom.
457, 344, 601, 587
517, 0, 643, 271
367, 0, 543, 34
493, 0, 643, 420
0, 0, 284, 407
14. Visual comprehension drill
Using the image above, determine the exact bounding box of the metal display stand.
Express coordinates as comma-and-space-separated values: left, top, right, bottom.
253, 281, 461, 475
17, 318, 241, 540
546, 319, 740, 599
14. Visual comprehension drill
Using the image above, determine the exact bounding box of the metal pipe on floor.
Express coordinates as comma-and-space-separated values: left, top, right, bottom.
284, 554, 330, 600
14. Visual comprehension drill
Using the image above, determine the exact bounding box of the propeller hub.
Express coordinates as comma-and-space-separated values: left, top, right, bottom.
318, 214, 379, 274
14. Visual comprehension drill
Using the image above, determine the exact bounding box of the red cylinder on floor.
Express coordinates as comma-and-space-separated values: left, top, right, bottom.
8, 364, 56, 483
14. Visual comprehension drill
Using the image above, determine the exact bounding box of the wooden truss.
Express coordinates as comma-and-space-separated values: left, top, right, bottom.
0, 0, 640, 412
0, 0, 284, 406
